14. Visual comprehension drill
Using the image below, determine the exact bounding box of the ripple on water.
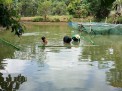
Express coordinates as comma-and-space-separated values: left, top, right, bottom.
22, 32, 40, 36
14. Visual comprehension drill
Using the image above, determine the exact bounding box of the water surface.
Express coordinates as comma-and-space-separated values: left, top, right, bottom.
0, 23, 122, 91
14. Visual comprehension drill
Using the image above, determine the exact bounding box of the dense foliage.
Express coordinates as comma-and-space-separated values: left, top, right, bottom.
16, 0, 117, 19
95, 0, 116, 20
0, 0, 24, 37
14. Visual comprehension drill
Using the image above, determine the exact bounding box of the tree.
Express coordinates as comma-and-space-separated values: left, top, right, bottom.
52, 1, 67, 15
67, 0, 82, 16
87, 0, 116, 20
0, 0, 24, 37
0, 0, 12, 4
18, 0, 38, 16
96, 0, 116, 20
38, 0, 52, 21
113, 0, 122, 14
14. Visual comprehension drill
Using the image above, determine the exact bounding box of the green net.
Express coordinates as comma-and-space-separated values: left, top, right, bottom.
68, 22, 122, 35
0, 38, 20, 50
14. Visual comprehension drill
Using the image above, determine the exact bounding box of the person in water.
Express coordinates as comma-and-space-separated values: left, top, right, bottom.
72, 34, 80, 42
41, 36, 48, 45
63, 36, 72, 44
63, 36, 72, 48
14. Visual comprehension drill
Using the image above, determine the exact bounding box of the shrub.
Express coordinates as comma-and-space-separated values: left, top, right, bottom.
117, 16, 122, 23
67, 16, 73, 22
54, 18, 60, 22
32, 17, 43, 22
107, 16, 122, 24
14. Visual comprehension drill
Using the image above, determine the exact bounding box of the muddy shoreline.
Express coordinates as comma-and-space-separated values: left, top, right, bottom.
22, 21, 68, 25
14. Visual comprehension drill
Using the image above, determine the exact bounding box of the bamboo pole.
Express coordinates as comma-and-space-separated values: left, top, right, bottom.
90, 19, 92, 32
38, 45, 99, 47
0, 38, 20, 50
80, 34, 95, 45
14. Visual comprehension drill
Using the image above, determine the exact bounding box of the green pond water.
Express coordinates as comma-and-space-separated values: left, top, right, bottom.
0, 23, 122, 91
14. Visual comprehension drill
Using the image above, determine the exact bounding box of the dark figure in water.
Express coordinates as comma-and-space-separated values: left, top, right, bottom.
72, 34, 80, 42
41, 36, 48, 45
63, 36, 72, 43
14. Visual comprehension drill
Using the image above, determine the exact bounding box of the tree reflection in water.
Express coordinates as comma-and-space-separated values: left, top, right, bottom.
106, 69, 122, 87
14, 44, 46, 67
78, 44, 122, 88
0, 73, 27, 91
106, 47, 122, 87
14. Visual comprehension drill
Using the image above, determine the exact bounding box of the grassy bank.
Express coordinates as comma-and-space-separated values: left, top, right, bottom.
20, 15, 122, 24
20, 15, 94, 22
21, 15, 72, 22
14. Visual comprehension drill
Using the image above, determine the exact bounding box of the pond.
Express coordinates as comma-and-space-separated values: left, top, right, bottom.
0, 22, 122, 91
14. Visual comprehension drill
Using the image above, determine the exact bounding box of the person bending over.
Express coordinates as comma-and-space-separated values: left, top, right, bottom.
63, 36, 72, 44
72, 34, 80, 42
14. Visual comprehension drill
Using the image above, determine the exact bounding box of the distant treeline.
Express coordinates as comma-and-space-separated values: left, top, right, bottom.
1, 0, 122, 24
14, 0, 118, 20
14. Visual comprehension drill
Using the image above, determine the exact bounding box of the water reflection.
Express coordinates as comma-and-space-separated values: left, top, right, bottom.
63, 43, 72, 49
78, 44, 122, 88
13, 41, 122, 89
14, 44, 47, 68
106, 44, 122, 87
14, 44, 46, 60
0, 73, 27, 91
0, 44, 14, 61
14, 43, 74, 62
79, 45, 115, 61
106, 69, 122, 87
1, 23, 122, 90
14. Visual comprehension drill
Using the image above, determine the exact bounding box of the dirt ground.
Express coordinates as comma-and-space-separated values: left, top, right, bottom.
20, 17, 68, 25
22, 21, 68, 26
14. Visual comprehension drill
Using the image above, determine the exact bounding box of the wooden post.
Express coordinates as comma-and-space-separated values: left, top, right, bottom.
90, 19, 92, 32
